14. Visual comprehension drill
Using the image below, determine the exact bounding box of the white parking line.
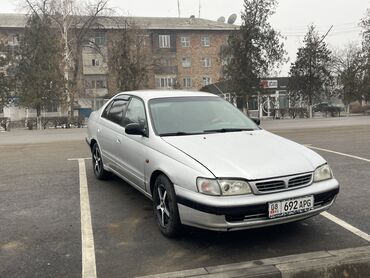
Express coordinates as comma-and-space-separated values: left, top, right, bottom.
68, 157, 92, 161
321, 212, 370, 243
307, 145, 370, 242
77, 159, 97, 278
308, 146, 370, 163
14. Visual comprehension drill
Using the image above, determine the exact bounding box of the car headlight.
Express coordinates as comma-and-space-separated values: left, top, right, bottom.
218, 179, 252, 195
314, 164, 332, 182
196, 178, 252, 196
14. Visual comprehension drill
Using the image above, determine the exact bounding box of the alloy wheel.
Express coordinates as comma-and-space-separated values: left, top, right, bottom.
93, 147, 102, 174
155, 185, 171, 227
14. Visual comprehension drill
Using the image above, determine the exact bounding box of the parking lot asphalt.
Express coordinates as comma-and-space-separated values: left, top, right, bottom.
0, 118, 369, 277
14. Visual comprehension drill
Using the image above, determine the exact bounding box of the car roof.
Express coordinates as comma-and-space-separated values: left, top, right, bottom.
115, 90, 219, 102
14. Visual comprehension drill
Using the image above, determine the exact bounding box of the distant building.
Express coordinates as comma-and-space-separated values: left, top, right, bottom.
0, 14, 236, 121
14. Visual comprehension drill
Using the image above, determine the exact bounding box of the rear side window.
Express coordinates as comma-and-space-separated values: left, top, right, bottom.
101, 101, 113, 119
122, 98, 147, 129
102, 99, 129, 125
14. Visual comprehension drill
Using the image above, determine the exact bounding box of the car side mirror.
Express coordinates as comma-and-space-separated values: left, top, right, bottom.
125, 123, 146, 136
251, 118, 260, 126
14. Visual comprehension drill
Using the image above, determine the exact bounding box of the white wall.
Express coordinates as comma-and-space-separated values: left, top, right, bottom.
3, 106, 67, 121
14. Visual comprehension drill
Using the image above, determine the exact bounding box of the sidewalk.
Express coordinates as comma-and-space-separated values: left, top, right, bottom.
137, 246, 370, 278
0, 127, 86, 145
261, 115, 370, 131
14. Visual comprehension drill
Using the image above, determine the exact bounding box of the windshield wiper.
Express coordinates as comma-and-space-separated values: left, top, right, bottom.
203, 128, 255, 133
159, 131, 202, 136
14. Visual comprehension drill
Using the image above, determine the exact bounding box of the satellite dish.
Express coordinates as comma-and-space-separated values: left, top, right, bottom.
227, 13, 237, 24
217, 16, 225, 23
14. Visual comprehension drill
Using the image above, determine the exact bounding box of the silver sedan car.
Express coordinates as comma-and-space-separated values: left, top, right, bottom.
86, 90, 339, 237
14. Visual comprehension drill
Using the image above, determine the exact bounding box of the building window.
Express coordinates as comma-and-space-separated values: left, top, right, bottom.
160, 58, 171, 66
155, 76, 177, 88
201, 36, 210, 47
92, 98, 107, 110
159, 35, 171, 48
202, 76, 212, 86
180, 36, 190, 47
279, 93, 289, 109
183, 77, 192, 88
201, 57, 211, 67
7, 34, 19, 46
94, 32, 106, 46
86, 75, 107, 89
248, 96, 258, 110
182, 57, 191, 68
91, 79, 107, 89
92, 59, 100, 66
46, 102, 58, 113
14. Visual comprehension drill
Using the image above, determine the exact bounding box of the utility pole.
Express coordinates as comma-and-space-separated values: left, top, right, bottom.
177, 0, 180, 18
198, 0, 201, 18
319, 25, 333, 44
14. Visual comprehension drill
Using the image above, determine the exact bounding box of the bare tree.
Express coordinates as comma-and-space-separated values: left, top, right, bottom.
360, 8, 370, 104
331, 44, 365, 111
109, 19, 152, 92
23, 0, 111, 121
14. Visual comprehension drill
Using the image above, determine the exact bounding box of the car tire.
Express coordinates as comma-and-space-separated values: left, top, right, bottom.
92, 143, 109, 180
153, 175, 182, 238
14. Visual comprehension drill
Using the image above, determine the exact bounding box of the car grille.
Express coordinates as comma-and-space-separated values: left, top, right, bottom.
288, 174, 312, 188
251, 173, 313, 194
255, 180, 286, 192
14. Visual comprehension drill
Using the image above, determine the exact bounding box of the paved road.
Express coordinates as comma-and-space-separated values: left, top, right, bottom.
0, 128, 85, 145
261, 115, 370, 130
0, 118, 369, 277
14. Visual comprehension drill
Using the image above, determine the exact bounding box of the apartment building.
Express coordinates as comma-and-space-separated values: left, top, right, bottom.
0, 14, 236, 120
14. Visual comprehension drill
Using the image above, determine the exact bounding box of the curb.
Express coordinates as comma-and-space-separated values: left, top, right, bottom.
136, 246, 370, 278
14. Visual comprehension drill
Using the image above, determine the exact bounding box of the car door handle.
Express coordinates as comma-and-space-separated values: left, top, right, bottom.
116, 138, 121, 144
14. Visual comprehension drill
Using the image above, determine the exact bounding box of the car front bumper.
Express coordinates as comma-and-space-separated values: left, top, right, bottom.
174, 178, 339, 231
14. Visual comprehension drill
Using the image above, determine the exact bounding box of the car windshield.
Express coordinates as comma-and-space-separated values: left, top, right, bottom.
149, 96, 258, 136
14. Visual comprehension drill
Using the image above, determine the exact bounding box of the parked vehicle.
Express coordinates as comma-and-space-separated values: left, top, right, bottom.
86, 90, 339, 237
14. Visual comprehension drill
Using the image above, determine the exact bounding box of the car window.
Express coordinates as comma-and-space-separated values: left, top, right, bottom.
123, 98, 147, 129
101, 101, 113, 119
105, 99, 129, 125
149, 97, 258, 135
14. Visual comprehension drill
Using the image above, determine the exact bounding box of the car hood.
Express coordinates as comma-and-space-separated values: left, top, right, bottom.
162, 130, 326, 180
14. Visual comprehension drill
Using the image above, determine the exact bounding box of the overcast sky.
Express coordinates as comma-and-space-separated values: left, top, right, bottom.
1, 0, 369, 75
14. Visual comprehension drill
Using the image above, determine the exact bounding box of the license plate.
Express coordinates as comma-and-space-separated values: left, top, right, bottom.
268, 195, 314, 218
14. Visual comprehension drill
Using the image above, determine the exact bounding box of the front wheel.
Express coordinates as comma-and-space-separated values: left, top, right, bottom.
152, 175, 182, 237
92, 143, 109, 180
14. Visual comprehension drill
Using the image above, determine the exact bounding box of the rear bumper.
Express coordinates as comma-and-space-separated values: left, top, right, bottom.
175, 179, 339, 231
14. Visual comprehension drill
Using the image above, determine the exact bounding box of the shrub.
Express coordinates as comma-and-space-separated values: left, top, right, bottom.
0, 117, 11, 131
288, 108, 309, 119
322, 106, 341, 117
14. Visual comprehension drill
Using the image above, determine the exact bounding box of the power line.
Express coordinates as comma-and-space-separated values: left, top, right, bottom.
277, 22, 361, 34
281, 26, 362, 37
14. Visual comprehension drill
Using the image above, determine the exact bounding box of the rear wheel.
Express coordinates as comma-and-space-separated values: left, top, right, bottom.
92, 143, 109, 180
152, 175, 181, 237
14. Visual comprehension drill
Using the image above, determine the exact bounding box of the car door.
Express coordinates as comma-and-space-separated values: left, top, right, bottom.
98, 96, 129, 174
119, 97, 149, 190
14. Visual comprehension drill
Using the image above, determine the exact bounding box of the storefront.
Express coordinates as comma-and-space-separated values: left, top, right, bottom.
201, 77, 291, 118
247, 78, 290, 118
